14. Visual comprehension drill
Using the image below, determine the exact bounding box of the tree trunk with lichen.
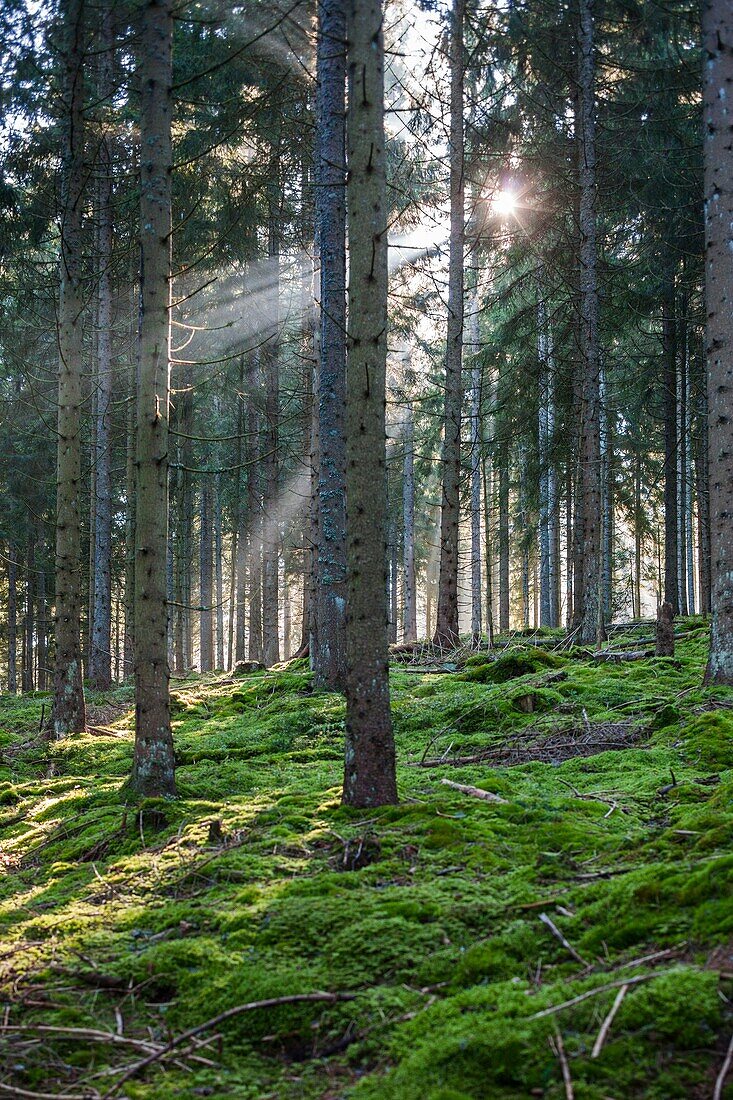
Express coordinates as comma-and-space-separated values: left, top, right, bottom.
52, 0, 86, 737
131, 0, 175, 797
342, 0, 397, 808
703, 0, 733, 684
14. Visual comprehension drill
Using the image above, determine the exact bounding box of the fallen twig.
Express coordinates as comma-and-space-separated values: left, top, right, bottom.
591, 983, 628, 1057
439, 779, 508, 804
548, 1028, 574, 1099
529, 971, 660, 1020
0, 1023, 158, 1053
0, 1084, 99, 1100
102, 991, 355, 1096
714, 1032, 733, 1100
538, 913, 588, 968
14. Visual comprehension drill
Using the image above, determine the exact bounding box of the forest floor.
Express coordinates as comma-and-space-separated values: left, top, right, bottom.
1, 619, 733, 1099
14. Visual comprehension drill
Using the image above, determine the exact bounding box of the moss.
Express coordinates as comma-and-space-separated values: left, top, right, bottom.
459, 647, 565, 684
677, 710, 733, 767
1, 619, 732, 1099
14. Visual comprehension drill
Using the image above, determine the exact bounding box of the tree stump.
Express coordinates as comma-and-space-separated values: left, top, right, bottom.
656, 602, 675, 657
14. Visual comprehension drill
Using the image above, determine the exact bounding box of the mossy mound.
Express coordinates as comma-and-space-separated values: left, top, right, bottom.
460, 646, 565, 683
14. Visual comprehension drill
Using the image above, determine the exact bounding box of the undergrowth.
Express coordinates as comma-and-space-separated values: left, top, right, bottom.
1, 618, 732, 1098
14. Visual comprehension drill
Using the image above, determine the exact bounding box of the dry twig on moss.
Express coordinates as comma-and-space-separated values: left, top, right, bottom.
538, 912, 588, 968
714, 1032, 733, 1100
439, 779, 508, 804
590, 982, 629, 1057
548, 1028, 574, 1099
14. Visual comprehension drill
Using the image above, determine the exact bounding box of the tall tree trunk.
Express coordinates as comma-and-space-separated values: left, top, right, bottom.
634, 445, 643, 619
37, 561, 47, 691
694, 348, 711, 614
262, 169, 281, 669
312, 0, 348, 687
342, 0, 397, 807
702, 0, 733, 683
131, 0, 175, 797
684, 343, 696, 614
468, 266, 482, 645
519, 447, 530, 629
433, 0, 465, 649
248, 369, 263, 663
232, 368, 246, 666
677, 322, 689, 615
388, 517, 399, 644
124, 347, 136, 678
214, 471, 224, 669
7, 548, 17, 694
402, 397, 417, 642
600, 359, 613, 622
538, 278, 558, 628
662, 271, 679, 612
499, 450, 510, 631
23, 535, 35, 693
89, 2, 114, 690
571, 0, 603, 644
52, 0, 86, 736
199, 478, 213, 672
282, 568, 291, 660
565, 462, 574, 627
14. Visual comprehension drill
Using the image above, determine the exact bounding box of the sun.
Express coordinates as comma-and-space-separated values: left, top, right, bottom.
491, 188, 518, 219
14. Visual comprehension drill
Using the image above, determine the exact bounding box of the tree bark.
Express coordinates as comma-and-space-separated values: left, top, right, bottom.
468, 264, 482, 645
702, 0, 733, 683
7, 548, 17, 694
538, 278, 558, 628
342, 0, 397, 807
247, 367, 263, 664
199, 477, 213, 672
131, 0, 175, 797
499, 450, 510, 632
571, 0, 603, 644
37, 560, 47, 691
662, 271, 679, 612
23, 535, 35, 693
433, 0, 465, 649
89, 0, 114, 691
402, 396, 417, 642
262, 167, 281, 669
312, 0, 348, 688
52, 0, 86, 736
214, 472, 224, 669
694, 359, 712, 614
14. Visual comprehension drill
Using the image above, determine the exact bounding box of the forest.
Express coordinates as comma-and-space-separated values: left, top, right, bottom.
0, 0, 732, 1095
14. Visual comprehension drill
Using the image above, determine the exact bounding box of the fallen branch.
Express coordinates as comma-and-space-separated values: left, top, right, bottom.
102, 991, 355, 1096
538, 912, 588, 968
0, 1085, 99, 1100
529, 971, 659, 1020
591, 650, 651, 662
591, 982, 628, 1057
439, 779, 508, 804
714, 1032, 733, 1100
0, 1023, 158, 1053
548, 1028, 574, 1099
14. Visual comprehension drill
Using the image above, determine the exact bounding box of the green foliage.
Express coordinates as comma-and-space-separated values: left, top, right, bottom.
1, 625, 732, 1098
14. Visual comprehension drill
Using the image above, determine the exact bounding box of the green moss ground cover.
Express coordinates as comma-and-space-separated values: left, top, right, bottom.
1, 619, 732, 1097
